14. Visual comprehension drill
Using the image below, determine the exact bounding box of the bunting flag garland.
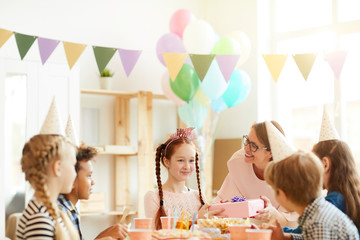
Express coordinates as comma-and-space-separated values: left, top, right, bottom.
189, 54, 215, 82
292, 53, 317, 81
0, 29, 13, 48
63, 42, 87, 70
93, 46, 117, 74
162, 52, 187, 81
262, 54, 288, 82
14, 33, 37, 60
38, 38, 60, 65
194, 87, 211, 107
324, 50, 348, 80
118, 49, 142, 77
215, 54, 240, 83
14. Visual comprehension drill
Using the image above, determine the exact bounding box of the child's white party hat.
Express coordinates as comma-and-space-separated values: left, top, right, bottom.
40, 97, 64, 135
319, 106, 340, 141
65, 115, 79, 146
265, 121, 297, 162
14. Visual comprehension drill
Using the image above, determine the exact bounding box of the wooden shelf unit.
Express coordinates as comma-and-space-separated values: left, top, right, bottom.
81, 89, 166, 217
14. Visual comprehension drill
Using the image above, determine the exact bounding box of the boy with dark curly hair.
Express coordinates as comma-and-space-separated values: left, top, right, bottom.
58, 144, 128, 240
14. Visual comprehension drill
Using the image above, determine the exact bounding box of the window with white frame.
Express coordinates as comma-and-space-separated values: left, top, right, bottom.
272, 0, 360, 161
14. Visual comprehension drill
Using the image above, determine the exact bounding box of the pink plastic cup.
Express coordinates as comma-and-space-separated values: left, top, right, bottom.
229, 224, 251, 240
246, 229, 273, 240
134, 218, 153, 229
128, 229, 152, 240
160, 216, 178, 229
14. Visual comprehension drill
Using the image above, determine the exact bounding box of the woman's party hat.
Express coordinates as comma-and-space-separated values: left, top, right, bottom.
265, 121, 297, 162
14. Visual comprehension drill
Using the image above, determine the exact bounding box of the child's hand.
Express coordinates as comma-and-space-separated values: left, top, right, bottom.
95, 223, 129, 240
198, 203, 226, 218
267, 219, 287, 240
255, 196, 287, 226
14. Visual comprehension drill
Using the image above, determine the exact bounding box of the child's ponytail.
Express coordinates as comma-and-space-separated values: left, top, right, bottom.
195, 152, 205, 205
154, 144, 167, 230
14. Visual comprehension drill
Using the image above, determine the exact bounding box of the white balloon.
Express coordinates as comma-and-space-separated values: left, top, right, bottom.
227, 31, 251, 67
183, 20, 216, 54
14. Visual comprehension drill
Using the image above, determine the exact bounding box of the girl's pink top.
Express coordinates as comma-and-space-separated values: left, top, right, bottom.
144, 188, 202, 228
215, 148, 298, 222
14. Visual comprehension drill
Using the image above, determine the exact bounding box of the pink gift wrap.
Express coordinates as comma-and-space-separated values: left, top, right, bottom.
208, 199, 265, 218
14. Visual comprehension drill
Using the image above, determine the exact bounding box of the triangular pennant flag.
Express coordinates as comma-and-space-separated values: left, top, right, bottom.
38, 37, 60, 65
0, 29, 13, 48
118, 49, 142, 77
319, 106, 340, 141
40, 97, 64, 135
63, 42, 87, 69
14, 33, 37, 60
215, 54, 240, 83
162, 52, 187, 81
265, 121, 297, 162
262, 54, 288, 82
189, 54, 215, 82
292, 53, 317, 81
324, 50, 348, 79
93, 46, 117, 74
194, 87, 211, 107
65, 115, 79, 146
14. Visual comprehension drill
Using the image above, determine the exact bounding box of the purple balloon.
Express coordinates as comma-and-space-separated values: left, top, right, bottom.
156, 33, 187, 66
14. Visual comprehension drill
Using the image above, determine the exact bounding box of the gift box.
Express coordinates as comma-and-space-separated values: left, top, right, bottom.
208, 199, 264, 218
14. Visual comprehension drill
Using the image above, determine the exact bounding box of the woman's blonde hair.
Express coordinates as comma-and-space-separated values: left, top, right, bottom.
21, 134, 79, 239
312, 140, 360, 229
264, 151, 323, 206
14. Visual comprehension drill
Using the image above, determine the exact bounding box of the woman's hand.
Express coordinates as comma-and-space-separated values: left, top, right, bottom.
255, 196, 287, 226
198, 203, 226, 218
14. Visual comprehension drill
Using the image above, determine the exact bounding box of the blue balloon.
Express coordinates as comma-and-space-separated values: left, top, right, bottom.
201, 60, 227, 100
178, 99, 208, 129
222, 69, 251, 107
210, 97, 227, 113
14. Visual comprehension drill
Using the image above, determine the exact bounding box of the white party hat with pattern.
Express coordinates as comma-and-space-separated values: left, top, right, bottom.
65, 115, 79, 146
319, 106, 340, 141
265, 121, 297, 162
40, 97, 64, 135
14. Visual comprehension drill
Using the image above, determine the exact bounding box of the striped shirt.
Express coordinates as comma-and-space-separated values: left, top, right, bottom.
291, 197, 359, 240
16, 199, 64, 240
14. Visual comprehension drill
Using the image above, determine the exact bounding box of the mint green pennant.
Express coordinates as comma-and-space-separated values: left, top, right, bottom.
189, 54, 215, 81
93, 46, 117, 74
14, 33, 37, 60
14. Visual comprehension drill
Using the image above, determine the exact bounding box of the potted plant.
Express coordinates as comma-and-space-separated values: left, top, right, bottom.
99, 68, 114, 90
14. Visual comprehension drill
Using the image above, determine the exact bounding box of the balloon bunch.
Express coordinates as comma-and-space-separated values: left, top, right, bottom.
157, 9, 252, 129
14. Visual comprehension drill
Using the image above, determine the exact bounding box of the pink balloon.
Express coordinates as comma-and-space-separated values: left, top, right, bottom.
169, 9, 196, 39
161, 71, 185, 106
156, 33, 187, 66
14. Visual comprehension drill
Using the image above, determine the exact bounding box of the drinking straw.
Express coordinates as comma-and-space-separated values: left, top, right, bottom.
180, 210, 185, 230
173, 209, 177, 231
191, 212, 196, 232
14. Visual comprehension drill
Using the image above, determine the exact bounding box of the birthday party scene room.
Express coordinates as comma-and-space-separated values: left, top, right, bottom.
2, 0, 360, 239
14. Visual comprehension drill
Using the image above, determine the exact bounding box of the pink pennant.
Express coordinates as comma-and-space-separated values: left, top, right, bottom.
215, 55, 240, 83
38, 38, 60, 65
118, 49, 142, 77
324, 50, 348, 79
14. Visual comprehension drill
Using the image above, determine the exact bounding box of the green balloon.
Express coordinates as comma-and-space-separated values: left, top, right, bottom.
211, 36, 241, 54
170, 64, 200, 102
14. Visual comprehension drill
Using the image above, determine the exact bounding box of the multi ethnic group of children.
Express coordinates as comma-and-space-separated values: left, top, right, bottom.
16, 101, 360, 239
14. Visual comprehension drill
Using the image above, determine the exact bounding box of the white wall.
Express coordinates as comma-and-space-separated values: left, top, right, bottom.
0, 0, 261, 238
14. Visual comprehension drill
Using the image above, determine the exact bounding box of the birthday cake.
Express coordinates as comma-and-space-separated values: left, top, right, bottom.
152, 229, 211, 240
208, 197, 264, 218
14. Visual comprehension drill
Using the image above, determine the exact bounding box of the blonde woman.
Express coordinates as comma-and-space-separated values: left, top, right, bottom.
16, 134, 79, 240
